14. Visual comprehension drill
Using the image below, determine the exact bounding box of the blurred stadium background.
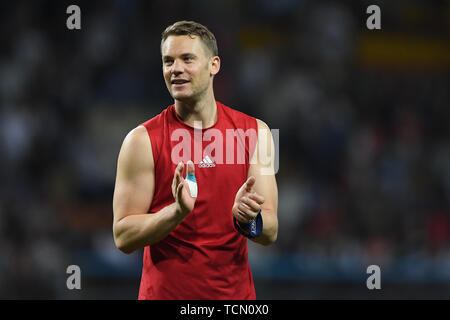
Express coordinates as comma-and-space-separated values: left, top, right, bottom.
0, 0, 449, 299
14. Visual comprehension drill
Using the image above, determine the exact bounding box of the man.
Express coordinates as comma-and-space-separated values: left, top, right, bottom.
112, 21, 278, 300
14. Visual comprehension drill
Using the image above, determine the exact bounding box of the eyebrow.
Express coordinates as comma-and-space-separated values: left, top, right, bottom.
162, 53, 197, 61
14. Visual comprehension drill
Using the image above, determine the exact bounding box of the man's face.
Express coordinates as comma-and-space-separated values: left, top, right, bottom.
161, 35, 216, 102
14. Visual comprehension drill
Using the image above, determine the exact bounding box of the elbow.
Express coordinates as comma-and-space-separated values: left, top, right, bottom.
256, 230, 277, 246
264, 232, 278, 246
262, 218, 278, 246
113, 224, 136, 255
270, 231, 278, 245
115, 238, 135, 254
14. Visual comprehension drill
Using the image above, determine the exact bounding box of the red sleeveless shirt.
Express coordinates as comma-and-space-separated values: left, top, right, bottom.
138, 101, 258, 300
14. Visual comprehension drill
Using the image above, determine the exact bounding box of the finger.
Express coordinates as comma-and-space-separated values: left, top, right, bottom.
172, 164, 182, 193
173, 162, 183, 180
177, 161, 185, 176
245, 176, 256, 192
241, 196, 261, 212
173, 168, 182, 188
238, 202, 258, 221
186, 160, 195, 176
248, 192, 265, 205
176, 172, 183, 190
234, 210, 249, 224
176, 179, 184, 200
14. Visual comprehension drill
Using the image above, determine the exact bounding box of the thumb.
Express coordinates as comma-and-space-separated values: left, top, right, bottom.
186, 160, 195, 177
245, 176, 256, 192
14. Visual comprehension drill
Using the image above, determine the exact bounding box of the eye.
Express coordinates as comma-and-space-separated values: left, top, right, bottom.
164, 59, 173, 66
184, 56, 193, 62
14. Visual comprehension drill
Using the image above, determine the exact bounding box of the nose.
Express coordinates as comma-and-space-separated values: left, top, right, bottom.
170, 59, 183, 75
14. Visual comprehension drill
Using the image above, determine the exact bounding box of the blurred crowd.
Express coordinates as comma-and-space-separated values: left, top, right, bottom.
0, 0, 449, 298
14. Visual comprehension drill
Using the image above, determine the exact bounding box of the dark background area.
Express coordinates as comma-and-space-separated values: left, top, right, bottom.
0, 0, 449, 299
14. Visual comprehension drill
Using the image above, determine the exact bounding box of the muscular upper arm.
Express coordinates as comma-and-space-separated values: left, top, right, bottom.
113, 125, 155, 225
248, 119, 278, 236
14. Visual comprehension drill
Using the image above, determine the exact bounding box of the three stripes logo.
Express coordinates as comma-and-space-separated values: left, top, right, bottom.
198, 155, 216, 168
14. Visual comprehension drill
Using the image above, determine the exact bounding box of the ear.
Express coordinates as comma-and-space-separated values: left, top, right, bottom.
210, 56, 221, 76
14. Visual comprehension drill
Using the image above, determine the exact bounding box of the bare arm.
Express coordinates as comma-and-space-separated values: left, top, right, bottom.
232, 119, 278, 246
112, 126, 195, 254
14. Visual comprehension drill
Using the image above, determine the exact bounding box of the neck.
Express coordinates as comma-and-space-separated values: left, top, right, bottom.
174, 90, 217, 128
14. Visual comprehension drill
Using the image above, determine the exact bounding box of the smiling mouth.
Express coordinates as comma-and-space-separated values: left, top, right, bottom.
171, 79, 190, 86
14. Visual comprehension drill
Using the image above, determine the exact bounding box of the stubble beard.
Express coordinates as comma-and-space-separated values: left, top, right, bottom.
172, 79, 211, 105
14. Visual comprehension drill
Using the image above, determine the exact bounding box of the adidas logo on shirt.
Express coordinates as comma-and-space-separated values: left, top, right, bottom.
199, 155, 216, 168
